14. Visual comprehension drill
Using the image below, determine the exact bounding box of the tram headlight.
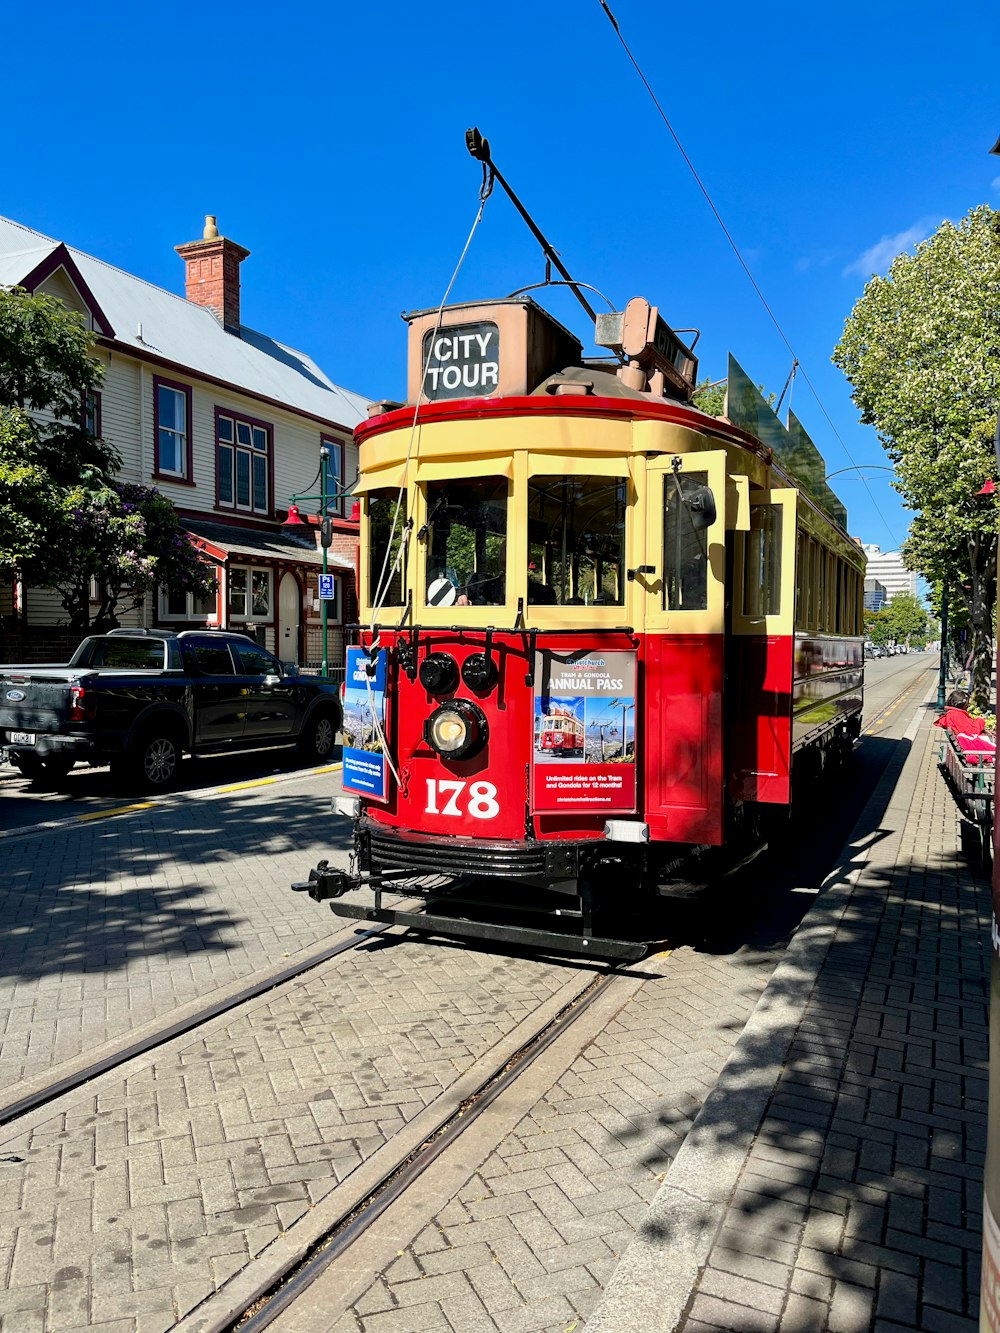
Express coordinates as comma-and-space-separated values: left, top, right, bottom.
424, 700, 488, 760
419, 652, 459, 695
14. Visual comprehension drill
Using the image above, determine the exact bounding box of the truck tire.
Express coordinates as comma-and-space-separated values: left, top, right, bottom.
297, 709, 339, 764
118, 729, 183, 791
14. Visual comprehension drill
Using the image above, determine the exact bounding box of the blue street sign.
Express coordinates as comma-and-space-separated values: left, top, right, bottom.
318, 574, 336, 600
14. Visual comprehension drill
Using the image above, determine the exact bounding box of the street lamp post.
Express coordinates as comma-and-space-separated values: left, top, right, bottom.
283, 443, 353, 680
936, 582, 949, 709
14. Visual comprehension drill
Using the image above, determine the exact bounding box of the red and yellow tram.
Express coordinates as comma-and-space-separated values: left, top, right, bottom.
294, 293, 864, 958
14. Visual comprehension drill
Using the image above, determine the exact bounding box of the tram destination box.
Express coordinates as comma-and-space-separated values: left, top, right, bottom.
406, 298, 582, 403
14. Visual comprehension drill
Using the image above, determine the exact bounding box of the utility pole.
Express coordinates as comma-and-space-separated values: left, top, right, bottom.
936, 583, 949, 709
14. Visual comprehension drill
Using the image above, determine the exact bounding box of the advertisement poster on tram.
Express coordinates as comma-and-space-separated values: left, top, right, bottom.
531, 649, 637, 813
342, 647, 389, 802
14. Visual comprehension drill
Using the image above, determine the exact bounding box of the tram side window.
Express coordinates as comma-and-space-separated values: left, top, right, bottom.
743, 503, 782, 617
367, 489, 407, 608
526, 476, 626, 606
424, 476, 507, 606
663, 471, 711, 611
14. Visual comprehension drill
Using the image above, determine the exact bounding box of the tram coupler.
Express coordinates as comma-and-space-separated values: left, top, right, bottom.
290, 859, 358, 902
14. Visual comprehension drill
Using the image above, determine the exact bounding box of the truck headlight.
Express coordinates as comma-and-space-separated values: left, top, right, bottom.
424, 700, 488, 760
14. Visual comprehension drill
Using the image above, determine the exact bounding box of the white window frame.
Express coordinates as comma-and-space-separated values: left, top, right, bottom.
155, 379, 191, 480
217, 411, 271, 516
158, 584, 220, 623
229, 566, 273, 621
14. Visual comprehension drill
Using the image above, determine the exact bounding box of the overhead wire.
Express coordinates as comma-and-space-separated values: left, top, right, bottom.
359, 172, 494, 783
597, 0, 903, 552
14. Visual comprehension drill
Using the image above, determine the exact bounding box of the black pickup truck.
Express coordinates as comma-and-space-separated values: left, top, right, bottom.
0, 629, 343, 790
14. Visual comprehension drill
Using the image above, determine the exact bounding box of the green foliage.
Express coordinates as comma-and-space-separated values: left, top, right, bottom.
692, 377, 726, 417
0, 412, 64, 569
31, 482, 217, 633
0, 287, 118, 481
833, 205, 1000, 708
0, 287, 211, 631
692, 375, 777, 419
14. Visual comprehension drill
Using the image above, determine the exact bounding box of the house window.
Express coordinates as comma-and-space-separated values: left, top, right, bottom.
322, 437, 345, 516
229, 567, 272, 620
154, 378, 192, 480
82, 390, 102, 439
217, 411, 271, 514
159, 583, 219, 621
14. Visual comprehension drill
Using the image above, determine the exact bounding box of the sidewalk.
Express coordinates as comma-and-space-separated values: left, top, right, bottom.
590, 697, 990, 1332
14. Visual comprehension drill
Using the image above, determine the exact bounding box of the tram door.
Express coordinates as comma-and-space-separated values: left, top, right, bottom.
728, 488, 797, 803
641, 449, 727, 845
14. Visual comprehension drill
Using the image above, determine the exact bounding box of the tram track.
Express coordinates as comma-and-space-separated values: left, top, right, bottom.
170, 959, 647, 1333
0, 917, 406, 1130
860, 663, 935, 737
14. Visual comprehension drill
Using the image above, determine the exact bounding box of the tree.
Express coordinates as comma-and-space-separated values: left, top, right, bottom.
0, 287, 118, 482
692, 375, 777, 418
692, 376, 726, 417
0, 287, 214, 634
881, 592, 929, 647
32, 482, 216, 633
833, 205, 1000, 709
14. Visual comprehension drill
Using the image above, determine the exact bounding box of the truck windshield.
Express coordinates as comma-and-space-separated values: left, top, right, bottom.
73, 639, 169, 669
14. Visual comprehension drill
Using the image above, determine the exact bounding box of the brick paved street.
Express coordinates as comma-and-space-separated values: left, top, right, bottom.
0, 770, 353, 1091
0, 658, 970, 1333
320, 945, 777, 1333
0, 932, 586, 1332
591, 696, 989, 1332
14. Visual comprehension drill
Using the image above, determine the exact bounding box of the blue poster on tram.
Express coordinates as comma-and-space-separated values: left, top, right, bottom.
342, 647, 389, 802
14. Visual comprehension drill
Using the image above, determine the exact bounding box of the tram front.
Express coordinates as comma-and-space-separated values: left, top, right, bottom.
293, 295, 725, 959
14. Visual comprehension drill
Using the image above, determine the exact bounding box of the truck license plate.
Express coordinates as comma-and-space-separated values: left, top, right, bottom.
9, 732, 35, 745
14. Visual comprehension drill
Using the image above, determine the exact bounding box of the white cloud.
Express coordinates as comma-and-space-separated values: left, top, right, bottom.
843, 219, 936, 278
992, 175, 1000, 193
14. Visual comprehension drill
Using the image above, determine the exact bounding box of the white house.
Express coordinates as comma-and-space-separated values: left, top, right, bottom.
0, 213, 370, 670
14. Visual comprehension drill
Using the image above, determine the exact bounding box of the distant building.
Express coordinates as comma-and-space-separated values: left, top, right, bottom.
864, 578, 888, 612
860, 545, 918, 603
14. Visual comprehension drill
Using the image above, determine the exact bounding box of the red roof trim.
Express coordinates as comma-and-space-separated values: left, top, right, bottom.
355, 394, 769, 458
19, 244, 116, 337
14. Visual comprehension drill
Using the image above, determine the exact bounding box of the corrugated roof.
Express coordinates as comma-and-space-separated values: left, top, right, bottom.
183, 516, 353, 570
0, 215, 371, 431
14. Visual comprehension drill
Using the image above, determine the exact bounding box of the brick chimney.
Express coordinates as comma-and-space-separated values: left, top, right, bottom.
175, 215, 250, 333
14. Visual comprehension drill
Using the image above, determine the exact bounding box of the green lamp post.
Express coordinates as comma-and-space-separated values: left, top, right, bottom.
283, 444, 355, 678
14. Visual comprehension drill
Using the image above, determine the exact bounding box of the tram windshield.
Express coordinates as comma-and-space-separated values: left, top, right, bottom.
424, 476, 507, 607
526, 476, 626, 606
367, 489, 407, 607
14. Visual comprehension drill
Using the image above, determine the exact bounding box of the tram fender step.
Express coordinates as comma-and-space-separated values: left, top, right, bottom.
327, 901, 648, 961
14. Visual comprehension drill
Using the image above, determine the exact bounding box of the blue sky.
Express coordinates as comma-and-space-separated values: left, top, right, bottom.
5, 1, 996, 553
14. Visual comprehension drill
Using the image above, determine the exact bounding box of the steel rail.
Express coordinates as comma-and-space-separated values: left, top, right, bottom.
0, 923, 397, 1128
860, 664, 935, 737
225, 968, 622, 1332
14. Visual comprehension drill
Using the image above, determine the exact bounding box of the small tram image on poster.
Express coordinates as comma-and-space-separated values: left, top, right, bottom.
342, 646, 389, 802
531, 649, 637, 813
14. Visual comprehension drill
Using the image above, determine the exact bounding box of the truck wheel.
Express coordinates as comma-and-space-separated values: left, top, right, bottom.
297, 710, 338, 764
124, 731, 182, 791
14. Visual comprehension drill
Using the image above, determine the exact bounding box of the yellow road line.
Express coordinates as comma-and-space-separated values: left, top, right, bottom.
217, 761, 342, 794
76, 803, 156, 822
